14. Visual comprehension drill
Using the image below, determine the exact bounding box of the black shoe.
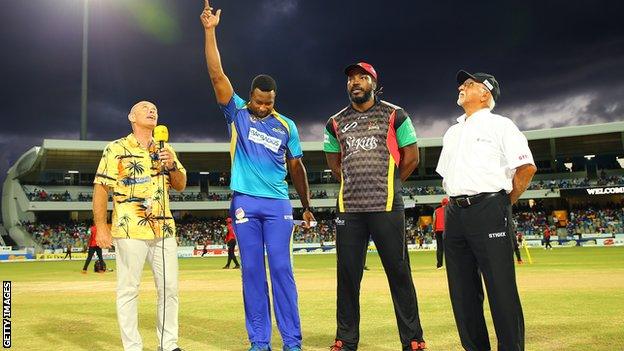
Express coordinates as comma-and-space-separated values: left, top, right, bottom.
233, 265, 240, 269
171, 348, 183, 351
222, 265, 229, 269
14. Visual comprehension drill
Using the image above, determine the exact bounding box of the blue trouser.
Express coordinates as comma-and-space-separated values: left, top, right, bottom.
230, 192, 302, 349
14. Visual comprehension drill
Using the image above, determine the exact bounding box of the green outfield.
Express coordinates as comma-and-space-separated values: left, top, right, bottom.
2, 247, 623, 350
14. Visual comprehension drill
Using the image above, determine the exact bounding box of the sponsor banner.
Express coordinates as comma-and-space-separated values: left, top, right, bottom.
195, 245, 225, 250
193, 248, 229, 256
35, 253, 88, 260
560, 186, 624, 196
293, 243, 322, 249
0, 253, 34, 261
597, 238, 624, 246
0, 246, 12, 253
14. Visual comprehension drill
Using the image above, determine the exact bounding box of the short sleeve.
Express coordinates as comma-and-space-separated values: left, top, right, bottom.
323, 118, 340, 153
394, 109, 418, 148
219, 93, 247, 124
286, 120, 303, 159
436, 131, 450, 178
94, 142, 119, 189
501, 119, 535, 169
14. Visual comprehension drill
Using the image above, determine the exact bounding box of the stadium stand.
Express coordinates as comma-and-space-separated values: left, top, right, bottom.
2, 121, 624, 253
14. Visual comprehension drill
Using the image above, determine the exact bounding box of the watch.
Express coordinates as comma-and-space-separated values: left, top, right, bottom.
166, 162, 178, 172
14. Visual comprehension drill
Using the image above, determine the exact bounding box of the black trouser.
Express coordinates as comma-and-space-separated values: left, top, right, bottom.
82, 246, 104, 270
435, 231, 444, 268
225, 239, 239, 267
544, 237, 552, 249
64, 251, 72, 259
445, 193, 524, 351
335, 210, 424, 351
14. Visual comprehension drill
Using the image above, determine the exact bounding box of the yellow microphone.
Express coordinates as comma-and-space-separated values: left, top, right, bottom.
154, 125, 169, 149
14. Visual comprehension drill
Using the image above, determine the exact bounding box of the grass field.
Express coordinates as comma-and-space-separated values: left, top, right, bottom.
2, 247, 624, 350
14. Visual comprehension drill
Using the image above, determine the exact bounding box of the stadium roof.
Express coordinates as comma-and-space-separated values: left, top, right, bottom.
9, 121, 624, 179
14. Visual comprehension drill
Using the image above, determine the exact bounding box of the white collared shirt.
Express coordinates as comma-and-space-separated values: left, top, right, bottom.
436, 108, 534, 196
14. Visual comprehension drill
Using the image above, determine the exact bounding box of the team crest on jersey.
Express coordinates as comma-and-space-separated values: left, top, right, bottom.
367, 120, 380, 130
272, 127, 286, 135
235, 207, 245, 220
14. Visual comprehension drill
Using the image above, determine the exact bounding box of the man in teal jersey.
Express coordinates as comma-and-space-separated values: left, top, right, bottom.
201, 2, 314, 351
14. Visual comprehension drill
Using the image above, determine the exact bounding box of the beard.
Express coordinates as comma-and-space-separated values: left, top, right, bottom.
349, 88, 373, 104
250, 108, 271, 119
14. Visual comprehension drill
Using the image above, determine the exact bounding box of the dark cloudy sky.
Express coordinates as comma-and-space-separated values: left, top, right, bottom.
1, 0, 623, 185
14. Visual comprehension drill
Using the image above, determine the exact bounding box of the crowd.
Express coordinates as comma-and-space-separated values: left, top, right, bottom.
596, 175, 624, 186
527, 178, 591, 190
24, 221, 90, 250
22, 173, 624, 204
21, 204, 624, 250
513, 205, 624, 238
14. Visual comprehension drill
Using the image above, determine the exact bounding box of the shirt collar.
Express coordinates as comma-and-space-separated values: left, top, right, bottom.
456, 108, 491, 123
126, 133, 154, 150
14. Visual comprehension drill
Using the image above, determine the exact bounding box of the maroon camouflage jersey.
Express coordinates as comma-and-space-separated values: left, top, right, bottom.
324, 99, 418, 212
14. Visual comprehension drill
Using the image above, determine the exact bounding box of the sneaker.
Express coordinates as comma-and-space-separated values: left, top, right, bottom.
81, 270, 87, 274
283, 346, 301, 351
234, 265, 240, 269
436, 266, 443, 270
329, 340, 344, 351
517, 259, 524, 264
410, 340, 427, 350
222, 265, 229, 269
249, 343, 271, 351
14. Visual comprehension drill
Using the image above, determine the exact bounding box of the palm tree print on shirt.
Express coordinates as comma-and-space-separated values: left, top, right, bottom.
118, 214, 131, 238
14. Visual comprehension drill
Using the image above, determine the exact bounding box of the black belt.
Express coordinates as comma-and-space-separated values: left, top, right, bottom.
449, 190, 505, 208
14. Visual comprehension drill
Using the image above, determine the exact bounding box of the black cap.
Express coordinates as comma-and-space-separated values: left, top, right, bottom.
456, 70, 500, 101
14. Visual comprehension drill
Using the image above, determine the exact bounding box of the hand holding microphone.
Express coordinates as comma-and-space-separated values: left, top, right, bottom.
154, 125, 176, 171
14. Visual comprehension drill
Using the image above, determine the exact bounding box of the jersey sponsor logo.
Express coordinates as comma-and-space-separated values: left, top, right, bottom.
284, 215, 293, 220
475, 137, 492, 143
488, 231, 506, 238
235, 218, 249, 224
323, 133, 330, 144
345, 135, 378, 151
518, 154, 529, 160
248, 127, 282, 153
335, 217, 345, 226
341, 121, 358, 133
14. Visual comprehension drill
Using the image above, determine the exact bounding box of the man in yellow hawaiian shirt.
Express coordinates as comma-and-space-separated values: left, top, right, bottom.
92, 100, 186, 351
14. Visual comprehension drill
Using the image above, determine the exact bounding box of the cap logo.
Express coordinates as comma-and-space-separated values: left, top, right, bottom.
483, 79, 494, 91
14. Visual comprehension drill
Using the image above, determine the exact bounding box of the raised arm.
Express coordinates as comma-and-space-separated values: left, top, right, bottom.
200, 0, 234, 105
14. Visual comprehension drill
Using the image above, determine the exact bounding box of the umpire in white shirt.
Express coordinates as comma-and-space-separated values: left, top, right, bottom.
436, 70, 536, 351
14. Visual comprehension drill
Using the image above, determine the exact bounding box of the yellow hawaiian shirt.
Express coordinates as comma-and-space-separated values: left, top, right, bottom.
94, 133, 186, 240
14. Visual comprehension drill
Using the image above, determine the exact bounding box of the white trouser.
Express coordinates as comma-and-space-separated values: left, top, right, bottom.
114, 238, 179, 351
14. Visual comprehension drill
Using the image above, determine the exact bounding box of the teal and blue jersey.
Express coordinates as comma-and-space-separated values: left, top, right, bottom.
220, 93, 303, 199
